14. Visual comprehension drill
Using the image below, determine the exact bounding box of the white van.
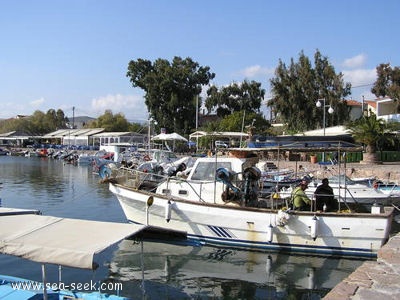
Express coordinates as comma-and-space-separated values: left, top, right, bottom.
215, 140, 229, 148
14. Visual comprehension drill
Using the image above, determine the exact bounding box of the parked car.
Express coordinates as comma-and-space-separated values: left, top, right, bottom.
215, 140, 229, 148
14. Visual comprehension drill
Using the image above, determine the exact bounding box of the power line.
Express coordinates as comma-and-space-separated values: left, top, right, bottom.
351, 83, 374, 88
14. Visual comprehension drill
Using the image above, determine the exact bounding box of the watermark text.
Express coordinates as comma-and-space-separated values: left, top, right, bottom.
10, 280, 123, 293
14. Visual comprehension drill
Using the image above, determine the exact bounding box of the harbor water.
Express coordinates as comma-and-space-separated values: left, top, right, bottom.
0, 156, 375, 299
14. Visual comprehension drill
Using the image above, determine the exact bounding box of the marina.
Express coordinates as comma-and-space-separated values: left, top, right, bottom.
0, 154, 399, 299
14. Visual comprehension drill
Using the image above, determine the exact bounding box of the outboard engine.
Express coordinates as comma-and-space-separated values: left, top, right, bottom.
242, 166, 261, 206
216, 168, 241, 202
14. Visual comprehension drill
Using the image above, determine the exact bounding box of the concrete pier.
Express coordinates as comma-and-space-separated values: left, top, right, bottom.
323, 233, 400, 299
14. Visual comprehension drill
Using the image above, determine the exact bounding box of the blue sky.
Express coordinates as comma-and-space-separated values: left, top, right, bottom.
0, 0, 399, 123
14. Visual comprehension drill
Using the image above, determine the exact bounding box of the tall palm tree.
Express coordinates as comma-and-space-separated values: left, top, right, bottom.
346, 112, 397, 164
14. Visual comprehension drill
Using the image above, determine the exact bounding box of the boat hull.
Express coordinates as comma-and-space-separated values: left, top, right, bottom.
109, 183, 393, 258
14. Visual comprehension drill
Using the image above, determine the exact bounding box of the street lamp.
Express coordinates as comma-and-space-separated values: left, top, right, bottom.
316, 99, 334, 136
316, 98, 334, 162
147, 117, 157, 153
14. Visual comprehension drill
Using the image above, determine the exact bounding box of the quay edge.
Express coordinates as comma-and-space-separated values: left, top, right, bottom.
323, 232, 400, 299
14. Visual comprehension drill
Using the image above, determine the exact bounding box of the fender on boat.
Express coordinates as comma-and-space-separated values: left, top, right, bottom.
99, 165, 112, 179
165, 200, 172, 222
310, 215, 318, 240
266, 223, 274, 243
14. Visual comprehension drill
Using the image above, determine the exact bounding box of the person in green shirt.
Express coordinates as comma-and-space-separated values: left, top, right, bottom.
291, 179, 312, 211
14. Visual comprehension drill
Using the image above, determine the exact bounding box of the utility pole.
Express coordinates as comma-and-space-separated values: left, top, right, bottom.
72, 106, 75, 129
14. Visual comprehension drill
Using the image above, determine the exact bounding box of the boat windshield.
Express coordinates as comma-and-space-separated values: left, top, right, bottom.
328, 175, 357, 185
153, 150, 177, 162
191, 161, 233, 181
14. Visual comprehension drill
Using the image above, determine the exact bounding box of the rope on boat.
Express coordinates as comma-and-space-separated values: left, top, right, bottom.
392, 203, 400, 212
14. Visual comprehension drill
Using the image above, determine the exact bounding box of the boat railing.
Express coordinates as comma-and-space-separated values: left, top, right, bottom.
301, 189, 355, 212
113, 167, 169, 189
115, 167, 214, 203
377, 181, 400, 195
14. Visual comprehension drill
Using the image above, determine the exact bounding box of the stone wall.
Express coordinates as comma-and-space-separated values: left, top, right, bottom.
323, 234, 400, 299
267, 160, 400, 183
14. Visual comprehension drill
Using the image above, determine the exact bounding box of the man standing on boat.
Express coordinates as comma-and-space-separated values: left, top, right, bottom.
291, 179, 312, 211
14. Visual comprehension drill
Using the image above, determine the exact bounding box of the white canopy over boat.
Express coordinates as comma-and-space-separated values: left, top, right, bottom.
152, 132, 188, 142
0, 214, 145, 270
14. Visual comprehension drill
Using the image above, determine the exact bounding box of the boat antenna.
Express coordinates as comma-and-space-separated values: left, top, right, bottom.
213, 147, 218, 204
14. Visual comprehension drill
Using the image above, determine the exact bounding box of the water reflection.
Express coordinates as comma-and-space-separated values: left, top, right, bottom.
0, 157, 67, 201
0, 156, 121, 221
109, 239, 365, 299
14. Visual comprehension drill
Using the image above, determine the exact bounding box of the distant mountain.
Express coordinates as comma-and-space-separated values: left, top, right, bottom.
67, 116, 96, 129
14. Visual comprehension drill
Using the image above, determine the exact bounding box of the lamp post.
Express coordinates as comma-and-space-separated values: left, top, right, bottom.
316, 98, 334, 136
316, 98, 334, 161
148, 117, 157, 154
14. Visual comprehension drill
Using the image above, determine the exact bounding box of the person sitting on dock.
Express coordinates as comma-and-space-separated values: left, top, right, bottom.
291, 179, 312, 211
314, 178, 337, 212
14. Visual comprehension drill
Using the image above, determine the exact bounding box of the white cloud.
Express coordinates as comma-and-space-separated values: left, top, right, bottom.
238, 65, 275, 78
342, 68, 376, 87
91, 93, 147, 122
30, 97, 45, 107
342, 54, 367, 69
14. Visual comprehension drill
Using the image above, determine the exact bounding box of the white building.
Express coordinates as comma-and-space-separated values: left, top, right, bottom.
365, 97, 400, 122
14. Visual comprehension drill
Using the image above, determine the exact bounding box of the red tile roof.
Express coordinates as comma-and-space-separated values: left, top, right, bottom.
346, 100, 362, 106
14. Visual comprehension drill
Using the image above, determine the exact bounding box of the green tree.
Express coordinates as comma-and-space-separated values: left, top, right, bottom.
218, 111, 270, 134
196, 112, 271, 149
346, 112, 398, 164
268, 50, 351, 133
56, 109, 68, 129
126, 56, 215, 135
0, 109, 68, 135
30, 111, 48, 134
371, 63, 400, 112
88, 110, 134, 132
0, 117, 31, 134
205, 80, 265, 117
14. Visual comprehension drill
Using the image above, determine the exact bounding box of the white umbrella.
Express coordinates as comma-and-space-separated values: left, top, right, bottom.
151, 133, 169, 141
151, 133, 187, 152
152, 133, 187, 142
167, 132, 188, 142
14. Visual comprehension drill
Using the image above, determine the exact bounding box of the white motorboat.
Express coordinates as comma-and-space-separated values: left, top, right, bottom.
279, 174, 400, 210
109, 152, 394, 258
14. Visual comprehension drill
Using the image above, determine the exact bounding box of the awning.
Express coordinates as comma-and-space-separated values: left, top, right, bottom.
152, 132, 188, 142
0, 214, 146, 270
189, 131, 248, 139
296, 125, 351, 136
